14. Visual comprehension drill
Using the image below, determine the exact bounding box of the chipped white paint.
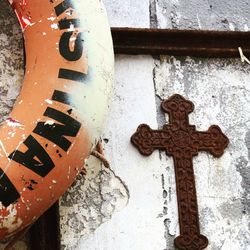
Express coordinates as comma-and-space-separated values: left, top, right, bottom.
50, 23, 58, 29
6, 118, 23, 127
47, 17, 56, 21
21, 17, 32, 27
44, 120, 55, 126
0, 204, 23, 234
44, 99, 53, 105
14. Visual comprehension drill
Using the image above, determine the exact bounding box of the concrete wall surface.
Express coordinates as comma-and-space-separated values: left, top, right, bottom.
0, 0, 249, 250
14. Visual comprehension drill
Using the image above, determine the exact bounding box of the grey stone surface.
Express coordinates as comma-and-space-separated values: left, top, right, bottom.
0, 0, 23, 124
151, 0, 250, 31
103, 0, 150, 27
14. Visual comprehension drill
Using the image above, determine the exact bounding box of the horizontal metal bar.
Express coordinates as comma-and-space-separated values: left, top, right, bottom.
111, 28, 250, 57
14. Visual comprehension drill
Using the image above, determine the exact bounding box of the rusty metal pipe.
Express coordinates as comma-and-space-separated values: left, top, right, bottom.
112, 28, 250, 57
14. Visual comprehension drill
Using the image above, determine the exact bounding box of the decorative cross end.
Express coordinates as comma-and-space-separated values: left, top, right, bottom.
175, 234, 208, 250
161, 94, 194, 117
200, 125, 229, 157
131, 124, 160, 156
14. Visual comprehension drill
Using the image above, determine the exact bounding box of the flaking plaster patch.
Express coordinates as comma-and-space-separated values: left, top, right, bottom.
59, 155, 129, 250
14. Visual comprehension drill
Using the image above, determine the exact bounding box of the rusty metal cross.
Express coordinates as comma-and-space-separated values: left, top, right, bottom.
131, 94, 229, 250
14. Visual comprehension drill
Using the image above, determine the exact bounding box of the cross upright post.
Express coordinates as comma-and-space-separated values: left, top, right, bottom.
131, 94, 229, 250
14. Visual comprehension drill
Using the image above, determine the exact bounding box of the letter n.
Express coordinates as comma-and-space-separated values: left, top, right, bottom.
33, 107, 81, 152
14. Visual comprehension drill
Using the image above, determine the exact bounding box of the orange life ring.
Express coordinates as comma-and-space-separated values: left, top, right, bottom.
0, 0, 113, 240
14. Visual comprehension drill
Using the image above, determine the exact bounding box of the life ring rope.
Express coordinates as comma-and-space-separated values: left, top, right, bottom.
91, 141, 110, 169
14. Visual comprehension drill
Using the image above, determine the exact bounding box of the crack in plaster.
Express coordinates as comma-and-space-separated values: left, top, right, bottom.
152, 56, 173, 249
59, 156, 129, 250
149, 0, 158, 29
245, 130, 250, 161
236, 155, 250, 214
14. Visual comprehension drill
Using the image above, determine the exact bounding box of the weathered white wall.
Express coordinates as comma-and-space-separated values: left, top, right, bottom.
150, 0, 250, 30
78, 56, 166, 250
74, 56, 250, 250
103, 0, 150, 28
154, 56, 250, 250
0, 0, 249, 250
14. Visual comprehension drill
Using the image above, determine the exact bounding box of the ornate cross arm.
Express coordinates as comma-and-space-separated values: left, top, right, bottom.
131, 124, 173, 156
192, 126, 229, 157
